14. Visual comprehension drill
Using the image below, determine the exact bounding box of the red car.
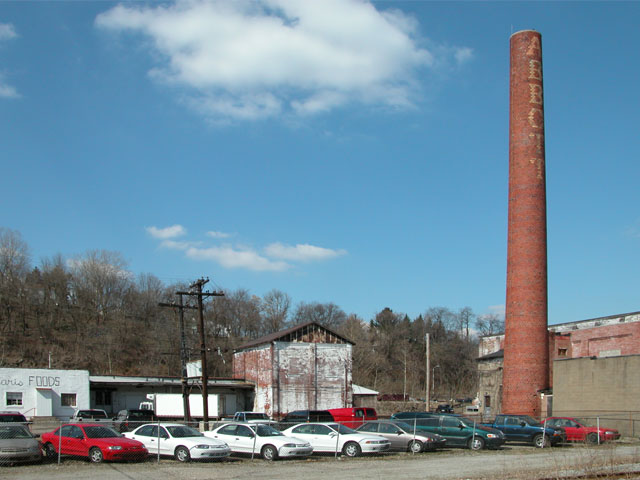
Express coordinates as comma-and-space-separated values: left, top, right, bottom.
41, 423, 148, 463
543, 417, 620, 443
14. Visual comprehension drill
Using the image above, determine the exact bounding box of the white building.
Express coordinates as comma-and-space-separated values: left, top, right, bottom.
0, 367, 90, 418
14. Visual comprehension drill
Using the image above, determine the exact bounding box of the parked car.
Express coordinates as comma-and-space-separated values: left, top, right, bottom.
544, 417, 620, 444
280, 410, 334, 425
228, 412, 272, 424
390, 412, 505, 450
41, 423, 148, 463
327, 408, 377, 429
436, 404, 454, 414
114, 409, 155, 432
0, 412, 30, 427
205, 422, 313, 460
0, 424, 42, 464
483, 414, 565, 447
70, 409, 114, 428
281, 422, 391, 457
355, 420, 447, 452
123, 423, 230, 462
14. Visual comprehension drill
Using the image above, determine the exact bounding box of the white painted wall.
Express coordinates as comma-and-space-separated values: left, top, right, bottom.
0, 367, 90, 419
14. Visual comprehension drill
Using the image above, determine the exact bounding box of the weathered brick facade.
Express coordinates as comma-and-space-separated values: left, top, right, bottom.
478, 311, 640, 416
232, 322, 353, 418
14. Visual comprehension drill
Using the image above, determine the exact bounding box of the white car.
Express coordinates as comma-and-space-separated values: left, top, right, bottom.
281, 422, 391, 457
123, 423, 230, 462
205, 422, 313, 460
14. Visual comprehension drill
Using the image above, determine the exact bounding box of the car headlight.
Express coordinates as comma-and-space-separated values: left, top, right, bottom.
486, 434, 497, 438
605, 431, 615, 435
195, 444, 211, 449
283, 443, 296, 448
108, 446, 122, 450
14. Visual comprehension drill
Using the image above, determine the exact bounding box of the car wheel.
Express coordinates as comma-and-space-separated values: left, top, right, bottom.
408, 440, 423, 453
175, 446, 191, 462
586, 432, 599, 445
342, 441, 362, 457
468, 436, 485, 451
533, 434, 550, 448
89, 447, 104, 463
43, 443, 57, 459
261, 444, 278, 461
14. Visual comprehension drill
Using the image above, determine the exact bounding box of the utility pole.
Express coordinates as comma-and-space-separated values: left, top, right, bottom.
425, 333, 430, 412
177, 278, 224, 431
159, 294, 197, 422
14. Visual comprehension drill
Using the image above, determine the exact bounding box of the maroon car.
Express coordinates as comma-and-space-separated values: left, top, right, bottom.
41, 423, 148, 463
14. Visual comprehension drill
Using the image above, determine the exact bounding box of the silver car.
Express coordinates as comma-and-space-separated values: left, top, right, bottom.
0, 424, 42, 464
356, 420, 447, 452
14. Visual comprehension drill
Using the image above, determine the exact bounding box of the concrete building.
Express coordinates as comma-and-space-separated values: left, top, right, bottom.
553, 355, 640, 437
0, 366, 252, 420
0, 367, 90, 418
232, 322, 354, 419
478, 311, 640, 418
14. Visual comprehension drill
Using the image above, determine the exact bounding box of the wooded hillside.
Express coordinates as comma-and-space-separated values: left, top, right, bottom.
0, 227, 503, 400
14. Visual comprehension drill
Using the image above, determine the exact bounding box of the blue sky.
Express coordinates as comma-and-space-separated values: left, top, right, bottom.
1, 1, 638, 326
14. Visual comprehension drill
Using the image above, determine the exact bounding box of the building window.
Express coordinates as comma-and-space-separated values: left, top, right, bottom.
484, 395, 491, 408
61, 393, 77, 407
6, 392, 23, 406
558, 348, 567, 357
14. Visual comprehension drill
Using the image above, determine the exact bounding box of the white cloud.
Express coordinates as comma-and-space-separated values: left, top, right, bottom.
0, 23, 16, 41
206, 230, 232, 239
94, 0, 466, 121
185, 245, 290, 272
454, 47, 473, 65
264, 242, 347, 262
0, 77, 19, 99
487, 305, 505, 317
146, 224, 186, 239
0, 23, 19, 99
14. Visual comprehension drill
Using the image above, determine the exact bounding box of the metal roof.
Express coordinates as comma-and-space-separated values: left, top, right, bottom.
235, 321, 354, 351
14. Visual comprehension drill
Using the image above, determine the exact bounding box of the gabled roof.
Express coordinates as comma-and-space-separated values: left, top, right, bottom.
477, 349, 504, 361
235, 321, 354, 351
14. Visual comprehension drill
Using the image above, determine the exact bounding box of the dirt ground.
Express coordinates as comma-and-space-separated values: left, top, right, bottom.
3, 442, 640, 480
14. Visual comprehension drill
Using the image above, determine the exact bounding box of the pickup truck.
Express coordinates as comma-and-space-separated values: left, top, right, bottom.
227, 412, 272, 424
70, 409, 115, 427
482, 414, 565, 447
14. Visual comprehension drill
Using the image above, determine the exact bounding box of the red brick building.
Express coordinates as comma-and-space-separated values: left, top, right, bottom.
232, 322, 354, 419
478, 311, 640, 416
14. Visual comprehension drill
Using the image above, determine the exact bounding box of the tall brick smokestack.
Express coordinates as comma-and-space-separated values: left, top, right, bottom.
503, 30, 549, 416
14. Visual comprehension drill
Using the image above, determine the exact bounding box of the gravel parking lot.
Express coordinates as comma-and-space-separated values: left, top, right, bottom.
3, 443, 640, 480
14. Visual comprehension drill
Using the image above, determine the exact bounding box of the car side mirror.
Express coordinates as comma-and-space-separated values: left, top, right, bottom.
397, 432, 402, 436
329, 432, 337, 438
520, 422, 526, 427
458, 424, 464, 429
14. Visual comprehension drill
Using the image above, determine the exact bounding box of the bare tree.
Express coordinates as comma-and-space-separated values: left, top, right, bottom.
475, 313, 505, 336
292, 301, 346, 330
261, 289, 291, 334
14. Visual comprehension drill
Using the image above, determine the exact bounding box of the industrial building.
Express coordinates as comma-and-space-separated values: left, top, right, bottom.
232, 321, 354, 419
478, 310, 640, 427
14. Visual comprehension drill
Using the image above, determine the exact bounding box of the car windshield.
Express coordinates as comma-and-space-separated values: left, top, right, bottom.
130, 411, 153, 419
520, 416, 541, 426
245, 413, 269, 420
329, 424, 357, 435
255, 425, 283, 437
392, 421, 414, 432
83, 426, 121, 438
574, 418, 593, 427
81, 410, 108, 418
167, 426, 202, 438
0, 415, 27, 422
0, 425, 32, 438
